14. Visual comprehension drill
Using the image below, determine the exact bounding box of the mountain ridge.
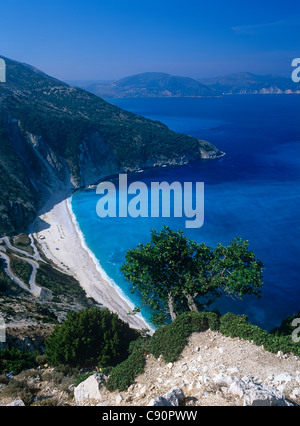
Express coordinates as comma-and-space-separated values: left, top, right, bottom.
0, 57, 221, 235
71, 71, 300, 98
83, 72, 218, 98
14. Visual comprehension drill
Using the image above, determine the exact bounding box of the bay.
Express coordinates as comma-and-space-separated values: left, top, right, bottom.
71, 95, 300, 331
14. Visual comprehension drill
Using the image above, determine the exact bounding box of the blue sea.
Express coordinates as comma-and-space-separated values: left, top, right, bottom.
71, 95, 300, 331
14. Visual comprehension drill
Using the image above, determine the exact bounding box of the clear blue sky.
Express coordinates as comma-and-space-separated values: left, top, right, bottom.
1, 0, 299, 80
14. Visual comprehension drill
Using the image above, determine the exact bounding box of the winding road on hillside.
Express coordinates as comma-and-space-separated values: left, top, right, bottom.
0, 236, 49, 298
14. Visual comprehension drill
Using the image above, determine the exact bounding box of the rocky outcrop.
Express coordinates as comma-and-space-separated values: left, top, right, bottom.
69, 330, 299, 407
74, 373, 107, 403
0, 325, 54, 354
212, 374, 293, 406
78, 131, 121, 187
6, 400, 25, 406
1, 329, 299, 406
148, 387, 185, 406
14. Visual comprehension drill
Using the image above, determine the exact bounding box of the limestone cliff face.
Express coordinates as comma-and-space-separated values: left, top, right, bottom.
78, 130, 121, 187
5, 117, 71, 191
1, 115, 221, 235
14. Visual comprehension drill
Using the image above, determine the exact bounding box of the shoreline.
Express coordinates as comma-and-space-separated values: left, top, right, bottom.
32, 191, 154, 333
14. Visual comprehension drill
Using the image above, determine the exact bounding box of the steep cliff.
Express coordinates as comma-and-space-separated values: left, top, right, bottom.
0, 56, 222, 235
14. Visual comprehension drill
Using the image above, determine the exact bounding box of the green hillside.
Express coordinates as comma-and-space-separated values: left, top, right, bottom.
0, 57, 221, 235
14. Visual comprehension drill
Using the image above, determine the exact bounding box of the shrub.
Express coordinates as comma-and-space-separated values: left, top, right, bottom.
106, 311, 219, 391
270, 311, 300, 336
31, 397, 61, 406
148, 311, 219, 363
0, 348, 37, 375
105, 310, 300, 392
45, 307, 140, 369
1, 379, 36, 405
9, 255, 32, 284
219, 313, 300, 357
105, 343, 146, 392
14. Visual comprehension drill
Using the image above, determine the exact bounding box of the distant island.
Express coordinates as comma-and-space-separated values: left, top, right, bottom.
77, 72, 217, 99
198, 72, 300, 95
68, 71, 300, 98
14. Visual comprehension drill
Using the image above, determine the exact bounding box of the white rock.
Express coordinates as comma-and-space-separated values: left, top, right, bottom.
273, 373, 293, 385
265, 374, 275, 383
6, 400, 25, 406
225, 376, 294, 406
229, 378, 249, 398
213, 373, 235, 388
244, 384, 293, 406
140, 385, 147, 395
227, 367, 239, 374
116, 394, 124, 405
148, 386, 185, 407
291, 388, 300, 398
188, 365, 198, 373
199, 375, 212, 384
74, 373, 106, 403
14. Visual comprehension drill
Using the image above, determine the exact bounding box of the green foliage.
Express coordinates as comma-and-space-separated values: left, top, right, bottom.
270, 311, 300, 336
148, 312, 220, 363
35, 262, 87, 303
0, 348, 37, 375
9, 255, 32, 284
219, 313, 300, 357
45, 307, 140, 369
12, 234, 34, 255
122, 226, 264, 326
105, 310, 300, 392
0, 58, 219, 235
105, 311, 219, 391
105, 345, 146, 392
1, 379, 36, 405
0, 259, 12, 293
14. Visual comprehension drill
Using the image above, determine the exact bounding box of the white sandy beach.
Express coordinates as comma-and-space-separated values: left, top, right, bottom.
32, 191, 153, 332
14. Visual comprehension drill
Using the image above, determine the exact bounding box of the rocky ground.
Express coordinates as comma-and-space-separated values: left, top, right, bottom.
1, 329, 299, 406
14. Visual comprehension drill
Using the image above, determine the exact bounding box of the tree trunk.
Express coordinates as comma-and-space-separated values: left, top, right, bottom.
185, 292, 199, 313
168, 293, 177, 322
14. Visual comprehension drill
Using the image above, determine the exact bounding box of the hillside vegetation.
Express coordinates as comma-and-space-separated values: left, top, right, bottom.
0, 57, 221, 235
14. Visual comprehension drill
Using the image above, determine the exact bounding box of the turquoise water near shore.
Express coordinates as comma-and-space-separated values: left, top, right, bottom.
71, 95, 300, 331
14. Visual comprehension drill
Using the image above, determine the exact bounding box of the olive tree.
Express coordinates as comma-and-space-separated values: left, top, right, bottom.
121, 226, 264, 327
